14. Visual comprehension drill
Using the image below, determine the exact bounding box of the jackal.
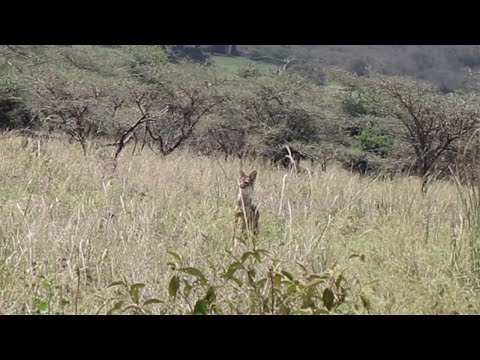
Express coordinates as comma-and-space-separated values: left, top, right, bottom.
235, 169, 259, 239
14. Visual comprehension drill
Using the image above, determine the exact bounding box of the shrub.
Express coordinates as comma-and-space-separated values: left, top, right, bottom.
356, 119, 393, 157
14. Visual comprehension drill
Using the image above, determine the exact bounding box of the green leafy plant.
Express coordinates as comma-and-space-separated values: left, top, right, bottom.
165, 238, 372, 315
356, 119, 393, 157
167, 250, 221, 315
31, 276, 70, 315
104, 276, 163, 315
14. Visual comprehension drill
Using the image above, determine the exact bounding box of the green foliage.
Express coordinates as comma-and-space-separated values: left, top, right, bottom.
56, 45, 131, 78
342, 92, 369, 117
207, 55, 275, 77
246, 45, 296, 65
161, 238, 371, 315
100, 237, 372, 315
163, 45, 210, 64
30, 274, 70, 315
241, 45, 480, 92
348, 58, 371, 77
237, 64, 262, 79
2, 45, 480, 178
372, 74, 480, 183
0, 77, 30, 130
105, 277, 163, 315
122, 45, 168, 81
356, 119, 393, 157
196, 69, 323, 161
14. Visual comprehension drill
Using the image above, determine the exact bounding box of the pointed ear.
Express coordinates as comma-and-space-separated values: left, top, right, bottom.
240, 170, 246, 177
249, 170, 257, 180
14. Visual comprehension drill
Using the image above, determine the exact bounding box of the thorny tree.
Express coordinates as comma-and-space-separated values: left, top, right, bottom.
374, 75, 480, 190
196, 70, 322, 163
112, 77, 229, 158
149, 83, 227, 156
25, 66, 122, 155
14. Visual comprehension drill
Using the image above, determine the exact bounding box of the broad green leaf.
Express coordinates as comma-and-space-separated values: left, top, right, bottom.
336, 302, 350, 313
35, 300, 48, 312
183, 283, 192, 298
192, 299, 209, 315
168, 275, 180, 297
241, 251, 255, 263
281, 271, 294, 281
274, 274, 282, 287
167, 250, 182, 263
144, 299, 163, 306
222, 261, 243, 279
108, 281, 125, 288
313, 309, 330, 315
129, 283, 145, 304
179, 267, 207, 284
302, 287, 316, 308
287, 284, 299, 294
335, 274, 345, 288
256, 278, 267, 289
323, 288, 335, 311
360, 295, 371, 312
205, 286, 216, 303
252, 249, 267, 261
304, 278, 325, 289
291, 309, 313, 315
228, 276, 244, 287
107, 300, 124, 315
121, 305, 142, 314
42, 279, 54, 289
211, 304, 223, 315
306, 274, 324, 281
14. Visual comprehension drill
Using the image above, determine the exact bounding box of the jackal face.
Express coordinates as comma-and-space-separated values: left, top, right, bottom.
239, 170, 257, 189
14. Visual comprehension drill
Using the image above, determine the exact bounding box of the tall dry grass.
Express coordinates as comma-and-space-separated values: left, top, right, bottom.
0, 134, 478, 314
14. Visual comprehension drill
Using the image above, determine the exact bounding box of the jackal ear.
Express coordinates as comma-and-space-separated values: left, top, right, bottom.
240, 170, 246, 177
249, 170, 257, 180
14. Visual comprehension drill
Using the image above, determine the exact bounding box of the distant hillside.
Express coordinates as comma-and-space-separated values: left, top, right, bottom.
211, 45, 480, 92
89, 45, 480, 92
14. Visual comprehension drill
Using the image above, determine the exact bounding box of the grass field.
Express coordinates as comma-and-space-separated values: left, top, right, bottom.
210, 55, 274, 75
0, 134, 479, 314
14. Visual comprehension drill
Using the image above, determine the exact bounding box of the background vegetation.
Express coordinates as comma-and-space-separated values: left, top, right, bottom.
2, 45, 480, 314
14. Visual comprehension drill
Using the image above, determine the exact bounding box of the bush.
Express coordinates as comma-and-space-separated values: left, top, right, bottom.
164, 45, 210, 64
105, 237, 373, 315
0, 78, 32, 130
348, 58, 371, 77
355, 119, 393, 157
342, 93, 369, 117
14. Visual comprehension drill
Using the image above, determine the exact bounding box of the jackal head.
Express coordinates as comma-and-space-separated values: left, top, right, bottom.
239, 170, 257, 189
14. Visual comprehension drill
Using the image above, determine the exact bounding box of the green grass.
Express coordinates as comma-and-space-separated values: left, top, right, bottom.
0, 135, 479, 314
210, 55, 274, 75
